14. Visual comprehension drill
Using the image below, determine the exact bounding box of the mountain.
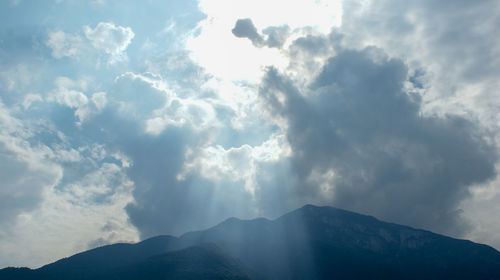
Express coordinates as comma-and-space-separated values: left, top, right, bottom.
2, 205, 500, 279
179, 205, 500, 279
0, 243, 250, 280
109, 243, 251, 280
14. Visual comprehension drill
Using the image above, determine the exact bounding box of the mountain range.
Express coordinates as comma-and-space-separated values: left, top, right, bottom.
2, 205, 500, 279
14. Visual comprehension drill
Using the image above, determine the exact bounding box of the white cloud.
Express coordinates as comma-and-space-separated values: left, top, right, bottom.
46, 30, 85, 59
0, 103, 137, 269
0, 63, 42, 96
145, 97, 217, 135
47, 77, 109, 124
0, 162, 138, 268
112, 72, 168, 119
0, 101, 63, 235
51, 87, 88, 109
52, 146, 82, 163
201, 78, 261, 130
46, 22, 134, 64
461, 165, 500, 250
111, 72, 218, 135
340, 0, 500, 124
182, 133, 289, 195
83, 22, 134, 63
48, 77, 90, 123
91, 91, 107, 111
22, 94, 43, 109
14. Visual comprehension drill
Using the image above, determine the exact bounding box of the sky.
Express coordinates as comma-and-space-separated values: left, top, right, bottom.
0, 0, 500, 268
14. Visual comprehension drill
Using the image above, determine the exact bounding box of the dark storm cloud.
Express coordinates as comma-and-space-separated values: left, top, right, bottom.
232, 18, 264, 46
121, 127, 253, 238
232, 18, 290, 48
259, 47, 497, 236
290, 34, 330, 55
262, 25, 290, 48
123, 126, 214, 238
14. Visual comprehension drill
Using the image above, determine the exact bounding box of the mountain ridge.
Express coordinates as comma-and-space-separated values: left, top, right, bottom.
2, 204, 500, 279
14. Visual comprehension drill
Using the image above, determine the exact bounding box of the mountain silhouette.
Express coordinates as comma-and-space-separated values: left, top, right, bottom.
2, 205, 500, 279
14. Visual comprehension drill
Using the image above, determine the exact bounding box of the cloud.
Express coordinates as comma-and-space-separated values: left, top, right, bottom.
262, 25, 290, 48
259, 47, 497, 236
47, 77, 90, 124
77, 70, 275, 239
333, 0, 500, 247
0, 161, 138, 268
60, 48, 294, 240
86, 110, 250, 238
0, 142, 61, 227
49, 77, 88, 108
124, 2, 499, 242
0, 63, 43, 99
340, 0, 500, 125
83, 22, 134, 62
0, 102, 62, 228
111, 72, 167, 118
232, 18, 290, 48
145, 98, 217, 135
46, 30, 84, 59
110, 71, 219, 135
45, 77, 108, 125
461, 170, 500, 249
122, 126, 209, 238
182, 133, 289, 196
232, 18, 264, 46
46, 22, 135, 63
0, 95, 140, 268
22, 94, 43, 109
91, 91, 107, 111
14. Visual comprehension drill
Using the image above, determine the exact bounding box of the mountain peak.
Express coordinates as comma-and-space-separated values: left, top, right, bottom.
281, 203, 381, 226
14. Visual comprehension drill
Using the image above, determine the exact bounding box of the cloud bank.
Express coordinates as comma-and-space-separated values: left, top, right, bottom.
259, 47, 497, 235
